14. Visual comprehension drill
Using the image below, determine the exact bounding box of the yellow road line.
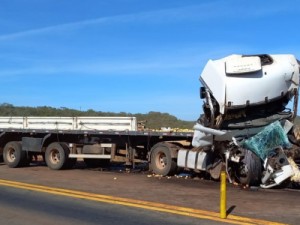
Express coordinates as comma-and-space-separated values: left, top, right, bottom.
0, 179, 287, 225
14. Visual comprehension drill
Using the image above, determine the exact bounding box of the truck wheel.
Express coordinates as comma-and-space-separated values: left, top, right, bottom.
61, 143, 77, 169
45, 142, 70, 170
238, 149, 262, 186
3, 141, 29, 168
150, 143, 177, 176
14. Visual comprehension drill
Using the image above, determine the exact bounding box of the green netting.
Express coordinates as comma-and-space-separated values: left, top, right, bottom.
242, 121, 291, 160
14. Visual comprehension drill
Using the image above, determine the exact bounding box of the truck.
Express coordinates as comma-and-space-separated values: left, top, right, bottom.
1, 54, 300, 188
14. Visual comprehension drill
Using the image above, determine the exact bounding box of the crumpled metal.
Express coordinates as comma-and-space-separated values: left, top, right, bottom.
242, 121, 291, 160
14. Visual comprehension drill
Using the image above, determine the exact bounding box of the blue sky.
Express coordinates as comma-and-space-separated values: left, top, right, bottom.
0, 0, 299, 121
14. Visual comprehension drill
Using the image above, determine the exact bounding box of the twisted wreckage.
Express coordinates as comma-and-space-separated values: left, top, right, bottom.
188, 54, 300, 188
0, 54, 300, 188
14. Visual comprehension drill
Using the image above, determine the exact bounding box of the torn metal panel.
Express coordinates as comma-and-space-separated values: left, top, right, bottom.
288, 157, 300, 183
260, 147, 294, 188
242, 121, 291, 160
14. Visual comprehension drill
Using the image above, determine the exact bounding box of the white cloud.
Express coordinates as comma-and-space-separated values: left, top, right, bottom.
0, 60, 196, 77
0, 1, 296, 42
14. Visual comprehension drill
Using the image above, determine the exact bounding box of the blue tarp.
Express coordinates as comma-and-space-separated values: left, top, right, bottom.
242, 121, 291, 160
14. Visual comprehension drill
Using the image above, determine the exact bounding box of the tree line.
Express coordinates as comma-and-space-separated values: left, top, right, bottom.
2, 103, 298, 130
0, 103, 195, 129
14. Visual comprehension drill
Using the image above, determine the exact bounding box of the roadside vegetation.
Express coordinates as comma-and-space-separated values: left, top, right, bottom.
0, 103, 195, 129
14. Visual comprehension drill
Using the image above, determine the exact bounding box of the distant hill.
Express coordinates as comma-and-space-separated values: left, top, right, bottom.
0, 103, 195, 129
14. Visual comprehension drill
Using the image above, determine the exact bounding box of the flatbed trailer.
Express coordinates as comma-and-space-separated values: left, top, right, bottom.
2, 54, 300, 189
0, 116, 193, 175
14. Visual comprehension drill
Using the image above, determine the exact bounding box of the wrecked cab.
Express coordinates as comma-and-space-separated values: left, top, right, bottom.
192, 54, 300, 188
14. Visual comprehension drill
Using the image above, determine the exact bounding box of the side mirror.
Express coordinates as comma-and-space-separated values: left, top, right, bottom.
200, 87, 206, 99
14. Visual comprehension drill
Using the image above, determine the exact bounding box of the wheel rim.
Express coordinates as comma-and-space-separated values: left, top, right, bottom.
49, 149, 60, 164
239, 164, 249, 178
155, 151, 167, 169
6, 147, 16, 163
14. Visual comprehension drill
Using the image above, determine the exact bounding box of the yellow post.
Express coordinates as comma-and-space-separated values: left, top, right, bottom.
220, 170, 227, 219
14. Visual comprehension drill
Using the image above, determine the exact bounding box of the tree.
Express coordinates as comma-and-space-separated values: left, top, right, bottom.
0, 103, 195, 129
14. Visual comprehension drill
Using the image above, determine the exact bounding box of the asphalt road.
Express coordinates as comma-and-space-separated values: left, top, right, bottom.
0, 161, 299, 224
0, 185, 226, 225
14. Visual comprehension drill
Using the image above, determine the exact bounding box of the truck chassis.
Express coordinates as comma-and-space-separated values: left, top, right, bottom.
0, 123, 193, 175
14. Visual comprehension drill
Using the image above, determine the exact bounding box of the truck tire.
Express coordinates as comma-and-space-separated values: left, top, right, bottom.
61, 143, 77, 169
150, 143, 177, 176
238, 149, 262, 186
45, 142, 70, 170
3, 141, 29, 168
